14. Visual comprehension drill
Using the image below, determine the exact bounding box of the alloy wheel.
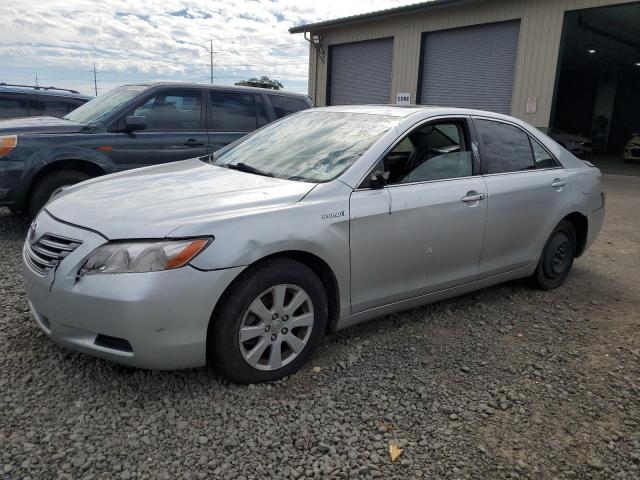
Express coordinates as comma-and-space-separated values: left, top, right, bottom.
238, 284, 314, 371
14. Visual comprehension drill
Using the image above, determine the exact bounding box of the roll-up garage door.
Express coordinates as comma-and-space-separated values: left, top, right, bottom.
419, 21, 520, 114
328, 38, 393, 105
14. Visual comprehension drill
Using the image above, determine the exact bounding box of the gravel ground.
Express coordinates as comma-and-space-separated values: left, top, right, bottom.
1, 174, 639, 480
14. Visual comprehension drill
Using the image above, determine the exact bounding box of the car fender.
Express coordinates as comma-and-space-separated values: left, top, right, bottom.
15, 145, 117, 204
532, 168, 592, 262
174, 181, 353, 318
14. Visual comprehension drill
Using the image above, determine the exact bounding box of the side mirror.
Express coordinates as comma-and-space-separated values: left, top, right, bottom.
124, 115, 147, 132
370, 170, 390, 189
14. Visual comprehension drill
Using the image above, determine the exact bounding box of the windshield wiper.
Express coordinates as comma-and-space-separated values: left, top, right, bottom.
225, 162, 274, 177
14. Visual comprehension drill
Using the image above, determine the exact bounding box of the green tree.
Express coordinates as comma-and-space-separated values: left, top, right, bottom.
235, 75, 284, 90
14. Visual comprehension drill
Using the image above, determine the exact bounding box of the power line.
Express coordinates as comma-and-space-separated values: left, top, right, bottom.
93, 63, 98, 95
209, 39, 213, 83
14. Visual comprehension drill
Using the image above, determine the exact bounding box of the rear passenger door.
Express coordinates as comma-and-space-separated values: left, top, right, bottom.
111, 88, 208, 169
208, 90, 269, 153
474, 117, 568, 278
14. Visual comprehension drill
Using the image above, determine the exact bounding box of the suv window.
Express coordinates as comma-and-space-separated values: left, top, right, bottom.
42, 99, 74, 118
269, 95, 310, 119
530, 136, 559, 169
211, 91, 257, 132
475, 119, 535, 174
0, 95, 29, 119
133, 89, 202, 130
376, 120, 473, 185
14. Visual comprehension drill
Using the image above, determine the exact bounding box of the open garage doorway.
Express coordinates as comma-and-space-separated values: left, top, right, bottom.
551, 2, 640, 175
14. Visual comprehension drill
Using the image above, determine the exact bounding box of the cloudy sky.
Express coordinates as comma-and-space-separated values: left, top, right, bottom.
0, 0, 418, 96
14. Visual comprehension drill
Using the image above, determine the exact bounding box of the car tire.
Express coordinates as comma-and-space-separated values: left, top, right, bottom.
210, 258, 328, 384
28, 170, 91, 219
531, 220, 576, 290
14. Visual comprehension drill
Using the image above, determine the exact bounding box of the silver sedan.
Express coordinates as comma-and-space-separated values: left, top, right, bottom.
22, 106, 605, 383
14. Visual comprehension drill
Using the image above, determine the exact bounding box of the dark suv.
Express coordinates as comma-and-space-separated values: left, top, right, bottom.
0, 83, 91, 120
0, 82, 312, 217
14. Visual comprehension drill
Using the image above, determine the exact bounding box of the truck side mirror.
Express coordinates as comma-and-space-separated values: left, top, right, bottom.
124, 116, 147, 132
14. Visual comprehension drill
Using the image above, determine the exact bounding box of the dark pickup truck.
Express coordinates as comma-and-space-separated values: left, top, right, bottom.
0, 82, 312, 217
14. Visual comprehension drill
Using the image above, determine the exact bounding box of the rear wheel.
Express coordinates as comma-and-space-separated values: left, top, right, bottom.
28, 170, 90, 218
531, 220, 576, 290
210, 258, 328, 384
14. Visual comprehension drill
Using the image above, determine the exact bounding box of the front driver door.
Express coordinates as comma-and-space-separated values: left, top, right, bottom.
111, 88, 208, 170
349, 118, 487, 313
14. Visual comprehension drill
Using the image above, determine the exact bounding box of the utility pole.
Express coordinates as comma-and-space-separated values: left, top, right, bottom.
210, 40, 214, 83
35, 73, 38, 87
93, 63, 98, 96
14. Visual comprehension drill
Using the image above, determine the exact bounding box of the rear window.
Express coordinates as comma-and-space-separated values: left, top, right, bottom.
0, 95, 29, 119
269, 95, 310, 119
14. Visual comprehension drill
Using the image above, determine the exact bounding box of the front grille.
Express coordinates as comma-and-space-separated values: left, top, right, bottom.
631, 147, 640, 157
25, 233, 82, 275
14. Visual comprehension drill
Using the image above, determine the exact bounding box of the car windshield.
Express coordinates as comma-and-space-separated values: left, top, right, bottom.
213, 110, 401, 182
64, 85, 148, 125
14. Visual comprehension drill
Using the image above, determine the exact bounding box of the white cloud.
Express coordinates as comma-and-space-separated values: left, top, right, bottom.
0, 0, 420, 94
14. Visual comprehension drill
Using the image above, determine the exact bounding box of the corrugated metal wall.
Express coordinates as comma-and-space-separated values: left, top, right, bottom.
419, 20, 521, 113
304, 0, 636, 128
328, 38, 394, 105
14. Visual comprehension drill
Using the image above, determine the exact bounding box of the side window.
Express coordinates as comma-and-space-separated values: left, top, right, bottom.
255, 95, 270, 128
530, 137, 559, 169
42, 99, 74, 118
475, 119, 535, 174
211, 91, 257, 132
0, 95, 29, 119
28, 99, 43, 117
269, 95, 310, 119
132, 90, 202, 130
380, 121, 473, 185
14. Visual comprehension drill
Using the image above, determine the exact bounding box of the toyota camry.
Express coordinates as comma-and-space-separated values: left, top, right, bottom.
22, 106, 605, 383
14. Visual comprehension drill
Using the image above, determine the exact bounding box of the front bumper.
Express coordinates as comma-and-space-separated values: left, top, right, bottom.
21, 211, 244, 370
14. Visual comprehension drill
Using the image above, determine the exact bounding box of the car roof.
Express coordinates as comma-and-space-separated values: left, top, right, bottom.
0, 85, 92, 100
313, 104, 524, 121
128, 81, 310, 99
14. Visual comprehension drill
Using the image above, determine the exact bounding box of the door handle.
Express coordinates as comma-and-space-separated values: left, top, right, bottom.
551, 179, 567, 188
461, 192, 485, 203
184, 139, 205, 147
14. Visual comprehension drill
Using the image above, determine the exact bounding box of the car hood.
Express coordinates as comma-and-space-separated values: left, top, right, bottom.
45, 158, 316, 239
0, 116, 86, 134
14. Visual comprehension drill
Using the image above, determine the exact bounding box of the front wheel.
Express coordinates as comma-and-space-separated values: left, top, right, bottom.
531, 220, 576, 290
210, 258, 328, 383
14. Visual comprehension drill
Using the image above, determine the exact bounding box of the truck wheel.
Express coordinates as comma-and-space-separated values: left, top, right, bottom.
28, 170, 90, 218
210, 258, 328, 384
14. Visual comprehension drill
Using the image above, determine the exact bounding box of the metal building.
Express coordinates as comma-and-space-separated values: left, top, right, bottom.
290, 0, 640, 155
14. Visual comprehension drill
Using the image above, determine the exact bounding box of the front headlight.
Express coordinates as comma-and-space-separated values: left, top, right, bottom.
79, 238, 211, 275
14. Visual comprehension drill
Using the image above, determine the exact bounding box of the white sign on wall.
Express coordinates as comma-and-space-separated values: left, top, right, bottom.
396, 93, 411, 105
526, 97, 538, 114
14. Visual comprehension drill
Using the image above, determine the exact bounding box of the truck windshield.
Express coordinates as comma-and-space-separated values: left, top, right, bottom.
213, 111, 401, 183
64, 85, 148, 125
